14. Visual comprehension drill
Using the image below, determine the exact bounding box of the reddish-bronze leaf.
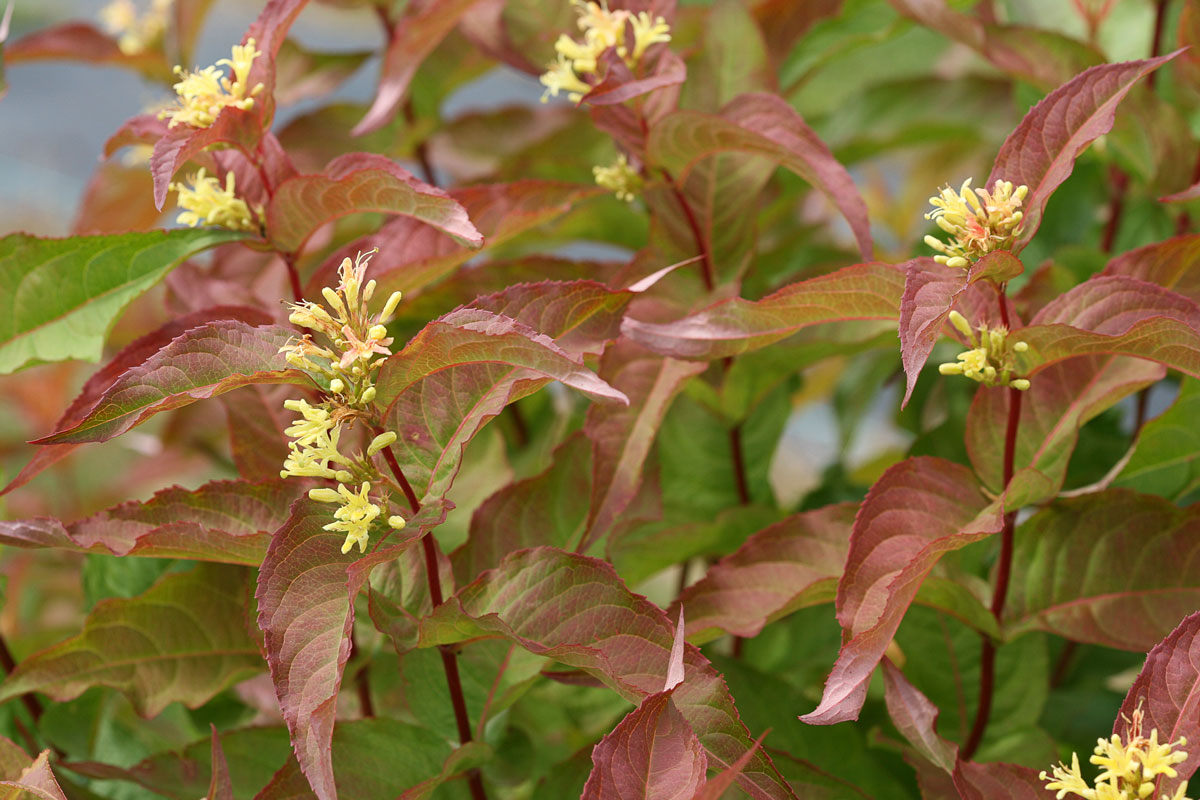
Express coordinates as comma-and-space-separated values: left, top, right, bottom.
207, 727, 233, 800
35, 321, 312, 445
802, 457, 1004, 725
881, 659, 958, 773
674, 503, 855, 644
987, 53, 1181, 251
899, 252, 1023, 407
451, 433, 592, 586
1004, 490, 1200, 651
622, 261, 904, 360
952, 761, 1055, 799
581, 690, 707, 800
1116, 611, 1200, 795
966, 356, 1164, 495
420, 547, 795, 799
151, 108, 263, 210
266, 152, 482, 253
5, 21, 168, 78
0, 750, 69, 800
353, 0, 484, 136
1104, 234, 1200, 305
3, 306, 271, 495
256, 500, 445, 800
580, 341, 707, 551
582, 47, 687, 107
303, 181, 601, 299
0, 478, 300, 564
1017, 276, 1200, 379
648, 92, 873, 259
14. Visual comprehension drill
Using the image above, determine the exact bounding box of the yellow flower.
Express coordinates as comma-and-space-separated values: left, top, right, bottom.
629, 10, 671, 62
321, 482, 382, 554
99, 0, 170, 55
282, 399, 334, 447
1041, 716, 1193, 800
540, 53, 592, 103
159, 38, 263, 128
170, 169, 262, 232
924, 178, 1027, 268
540, 0, 670, 103
593, 154, 643, 202
937, 310, 1029, 390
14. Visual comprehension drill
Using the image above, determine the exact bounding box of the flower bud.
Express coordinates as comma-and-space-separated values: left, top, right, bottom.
329, 378, 344, 394
309, 488, 341, 503
948, 310, 974, 339
367, 431, 397, 456
1013, 341, 1028, 352
368, 324, 388, 341
360, 386, 376, 404
322, 287, 347, 319
334, 470, 354, 483
380, 291, 403, 323
388, 515, 406, 530
1010, 378, 1031, 391
363, 280, 376, 304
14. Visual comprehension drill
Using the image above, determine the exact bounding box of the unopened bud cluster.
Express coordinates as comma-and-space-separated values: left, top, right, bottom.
278, 251, 407, 554
540, 0, 671, 103
280, 249, 400, 407
1042, 710, 1192, 800
924, 179, 1028, 268
938, 310, 1030, 390
159, 39, 264, 129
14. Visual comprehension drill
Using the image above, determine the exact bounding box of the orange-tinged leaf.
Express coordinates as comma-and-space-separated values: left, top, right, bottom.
266, 152, 482, 253
987, 53, 1181, 251
581, 690, 707, 800
622, 261, 904, 360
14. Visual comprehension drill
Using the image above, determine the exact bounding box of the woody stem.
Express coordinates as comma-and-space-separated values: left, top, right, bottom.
377, 440, 486, 800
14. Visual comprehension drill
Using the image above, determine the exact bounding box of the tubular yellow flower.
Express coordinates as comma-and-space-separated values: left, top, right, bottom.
170, 169, 262, 232
159, 38, 264, 128
1042, 712, 1193, 800
924, 178, 1028, 268
324, 482, 382, 554
937, 311, 1029, 390
541, 0, 670, 103
540, 53, 592, 103
282, 399, 333, 447
593, 154, 643, 202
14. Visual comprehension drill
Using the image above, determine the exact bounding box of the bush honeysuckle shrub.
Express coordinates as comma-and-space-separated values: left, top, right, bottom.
1, 1, 1200, 799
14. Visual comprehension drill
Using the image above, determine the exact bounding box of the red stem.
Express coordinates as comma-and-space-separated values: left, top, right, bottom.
961, 385, 1022, 760
729, 424, 751, 506
1100, 166, 1129, 254
663, 172, 716, 291
1148, 0, 1170, 89
377, 442, 487, 800
0, 632, 43, 725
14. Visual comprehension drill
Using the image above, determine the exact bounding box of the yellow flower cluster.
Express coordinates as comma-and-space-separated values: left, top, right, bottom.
1042, 714, 1192, 800
924, 178, 1028, 268
593, 154, 643, 202
279, 252, 408, 555
938, 310, 1030, 390
99, 0, 171, 55
170, 169, 263, 232
280, 249, 400, 406
159, 39, 263, 129
540, 0, 671, 103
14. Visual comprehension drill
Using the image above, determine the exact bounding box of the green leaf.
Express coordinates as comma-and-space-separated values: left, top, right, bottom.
0, 229, 246, 374
419, 547, 797, 800
1004, 490, 1200, 651
0, 564, 262, 716
65, 726, 292, 800
1114, 378, 1200, 500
